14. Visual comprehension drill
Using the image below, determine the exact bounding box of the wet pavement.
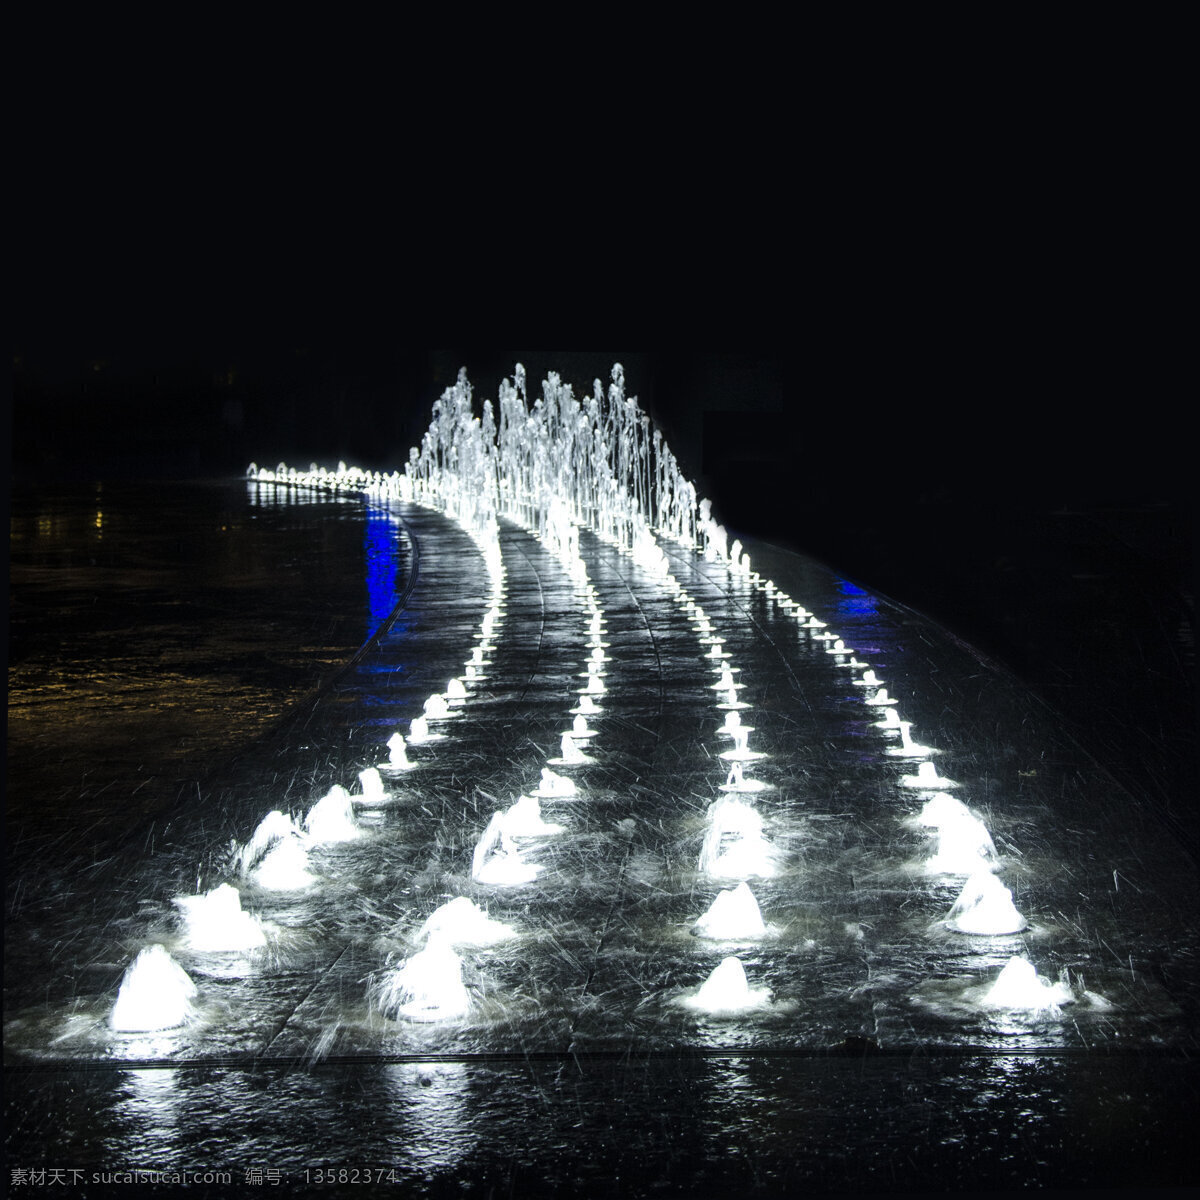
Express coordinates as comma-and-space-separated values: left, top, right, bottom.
6, 482, 1198, 1195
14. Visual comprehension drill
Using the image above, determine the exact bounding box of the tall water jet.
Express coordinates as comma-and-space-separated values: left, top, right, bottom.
692, 882, 767, 939
375, 937, 471, 1022
174, 884, 267, 952
110, 945, 198, 1032
945, 871, 1027, 934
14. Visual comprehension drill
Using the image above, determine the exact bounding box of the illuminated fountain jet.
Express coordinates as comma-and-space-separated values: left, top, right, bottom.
679, 956, 772, 1015
864, 688, 898, 707
463, 645, 489, 681
408, 715, 443, 745
423, 694, 457, 722
582, 649, 608, 678
251, 838, 317, 890
500, 795, 564, 837
900, 760, 959, 789
917, 792, 972, 827
110, 945, 199, 1032
550, 733, 594, 766
834, 653, 870, 669
706, 639, 731, 662
719, 726, 766, 764
719, 709, 753, 737
564, 713, 598, 741
852, 669, 883, 688
944, 871, 1027, 934
825, 639, 855, 656
305, 785, 363, 843
981, 956, 1073, 1013
445, 677, 469, 706
236, 810, 301, 875
570, 693, 602, 716
236, 811, 317, 890
716, 684, 749, 711
719, 761, 769, 794
472, 812, 540, 885
380, 732, 415, 772
876, 708, 905, 732
416, 897, 516, 948
174, 883, 267, 952
711, 664, 744, 692
583, 671, 607, 696
533, 767, 577, 799
374, 936, 471, 1022
925, 810, 996, 875
887, 722, 938, 758
692, 882, 767, 939
700, 797, 776, 878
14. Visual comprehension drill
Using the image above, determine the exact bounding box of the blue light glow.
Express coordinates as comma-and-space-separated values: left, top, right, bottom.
364, 508, 399, 638
834, 577, 877, 618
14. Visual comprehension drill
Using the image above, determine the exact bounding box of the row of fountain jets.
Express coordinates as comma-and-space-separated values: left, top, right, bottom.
109, 364, 1076, 1035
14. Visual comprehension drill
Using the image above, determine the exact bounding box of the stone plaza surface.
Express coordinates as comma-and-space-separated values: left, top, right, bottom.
6, 490, 1198, 1195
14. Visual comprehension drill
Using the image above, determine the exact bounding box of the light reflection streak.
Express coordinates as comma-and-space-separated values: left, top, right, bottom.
384, 1061, 474, 1176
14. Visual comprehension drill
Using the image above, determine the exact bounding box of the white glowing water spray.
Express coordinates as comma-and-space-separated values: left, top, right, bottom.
110, 945, 198, 1032
175, 883, 267, 952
